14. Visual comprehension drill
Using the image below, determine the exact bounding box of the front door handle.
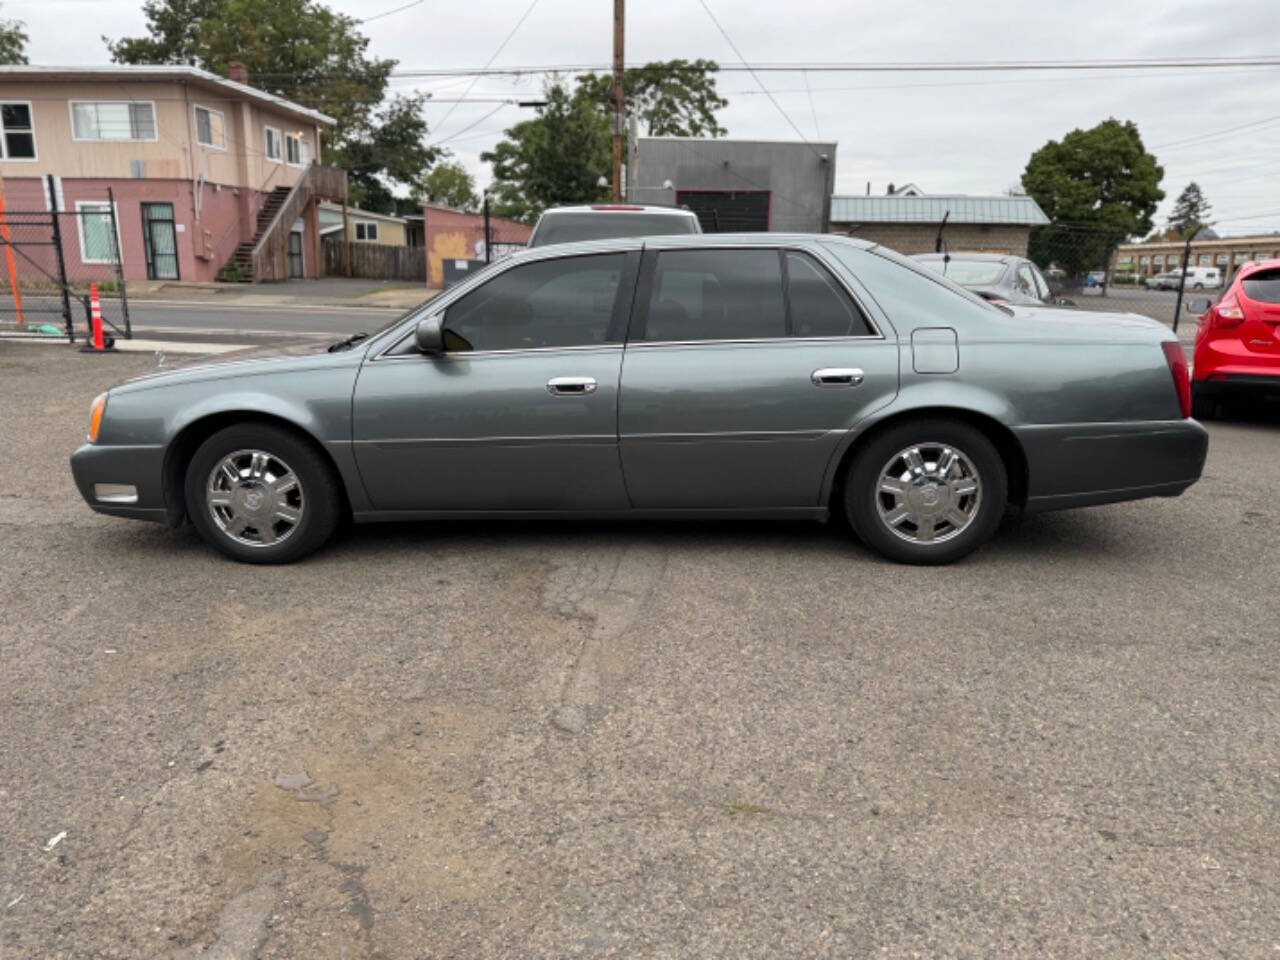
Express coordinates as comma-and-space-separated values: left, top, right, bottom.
547, 376, 598, 396
811, 367, 865, 388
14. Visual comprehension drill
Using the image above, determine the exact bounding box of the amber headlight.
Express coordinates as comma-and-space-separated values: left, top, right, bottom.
88, 392, 108, 443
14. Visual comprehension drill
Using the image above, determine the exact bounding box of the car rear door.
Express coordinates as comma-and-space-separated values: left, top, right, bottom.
352, 251, 638, 511
617, 245, 899, 509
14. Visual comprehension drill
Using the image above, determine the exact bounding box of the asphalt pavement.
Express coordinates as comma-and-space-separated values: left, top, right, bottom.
2, 344, 1277, 958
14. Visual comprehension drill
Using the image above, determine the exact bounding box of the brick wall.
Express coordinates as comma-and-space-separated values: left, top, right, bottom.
422, 204, 532, 288
830, 222, 1033, 257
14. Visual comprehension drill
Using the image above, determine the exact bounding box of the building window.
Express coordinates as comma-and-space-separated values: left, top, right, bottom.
285, 132, 311, 166
195, 105, 226, 149
1139, 256, 1150, 269
265, 126, 282, 162
0, 102, 36, 159
75, 201, 121, 265
71, 101, 156, 141
1152, 255, 1164, 269
355, 221, 378, 242
1198, 254, 1211, 266
1216, 253, 1228, 265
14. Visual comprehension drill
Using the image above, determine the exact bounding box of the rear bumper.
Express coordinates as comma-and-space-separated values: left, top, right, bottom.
1015, 419, 1209, 514
1193, 373, 1280, 398
69, 443, 169, 523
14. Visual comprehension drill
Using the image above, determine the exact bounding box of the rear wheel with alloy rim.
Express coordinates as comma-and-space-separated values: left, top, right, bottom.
844, 418, 1007, 564
185, 424, 341, 563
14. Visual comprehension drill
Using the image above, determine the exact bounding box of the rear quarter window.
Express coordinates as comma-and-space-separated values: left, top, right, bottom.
822, 242, 1003, 328
1241, 269, 1280, 303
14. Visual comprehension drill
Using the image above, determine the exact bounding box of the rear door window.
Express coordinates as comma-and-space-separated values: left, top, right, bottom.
1242, 269, 1280, 303
642, 249, 785, 341
784, 251, 874, 336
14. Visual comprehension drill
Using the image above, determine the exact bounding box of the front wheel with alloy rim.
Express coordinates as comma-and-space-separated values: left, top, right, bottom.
843, 418, 1008, 565
185, 424, 342, 563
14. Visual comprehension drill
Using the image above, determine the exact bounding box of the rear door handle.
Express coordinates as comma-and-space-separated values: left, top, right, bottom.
547, 376, 598, 396
811, 367, 865, 387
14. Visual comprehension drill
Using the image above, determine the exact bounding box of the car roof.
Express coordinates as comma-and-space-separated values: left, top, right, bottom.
508, 232, 876, 262
539, 204, 699, 216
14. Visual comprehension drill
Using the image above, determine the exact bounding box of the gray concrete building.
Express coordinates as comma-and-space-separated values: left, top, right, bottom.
629, 137, 836, 233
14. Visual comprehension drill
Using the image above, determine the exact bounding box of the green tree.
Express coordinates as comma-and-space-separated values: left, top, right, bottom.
575, 59, 728, 137
1167, 181, 1213, 238
0, 4, 29, 64
481, 81, 611, 223
1021, 118, 1164, 278
106, 0, 438, 212
416, 160, 480, 212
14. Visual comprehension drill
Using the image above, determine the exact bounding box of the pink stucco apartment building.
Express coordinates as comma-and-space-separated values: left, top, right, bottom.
0, 63, 346, 282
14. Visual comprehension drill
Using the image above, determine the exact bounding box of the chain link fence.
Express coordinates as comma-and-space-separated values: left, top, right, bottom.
0, 177, 131, 343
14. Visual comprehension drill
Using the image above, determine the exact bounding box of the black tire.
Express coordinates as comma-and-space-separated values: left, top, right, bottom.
843, 418, 1008, 565
1191, 383, 1217, 421
184, 423, 342, 564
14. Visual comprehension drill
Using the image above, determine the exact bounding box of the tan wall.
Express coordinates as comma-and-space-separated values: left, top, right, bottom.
0, 79, 321, 191
347, 217, 406, 246
830, 222, 1032, 257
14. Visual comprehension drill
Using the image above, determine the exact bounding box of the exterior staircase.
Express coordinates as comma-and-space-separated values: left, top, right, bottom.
216, 164, 347, 283
220, 186, 292, 282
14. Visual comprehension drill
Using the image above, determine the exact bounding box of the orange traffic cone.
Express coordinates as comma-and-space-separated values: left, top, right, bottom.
80, 282, 116, 352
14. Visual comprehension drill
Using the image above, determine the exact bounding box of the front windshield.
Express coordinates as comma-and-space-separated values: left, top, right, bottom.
916, 258, 1005, 286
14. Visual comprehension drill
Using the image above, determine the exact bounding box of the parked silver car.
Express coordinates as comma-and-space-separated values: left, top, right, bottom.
527, 204, 701, 247
71, 235, 1207, 565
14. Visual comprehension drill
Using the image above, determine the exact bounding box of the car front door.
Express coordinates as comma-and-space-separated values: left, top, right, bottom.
618, 246, 899, 509
352, 251, 637, 511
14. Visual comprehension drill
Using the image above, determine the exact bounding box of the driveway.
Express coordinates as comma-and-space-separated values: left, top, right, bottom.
2, 344, 1277, 958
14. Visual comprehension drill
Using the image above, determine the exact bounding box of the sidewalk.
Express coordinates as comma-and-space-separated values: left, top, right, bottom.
127, 276, 436, 311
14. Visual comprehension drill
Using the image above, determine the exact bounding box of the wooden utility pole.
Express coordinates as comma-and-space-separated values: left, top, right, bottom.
611, 0, 625, 202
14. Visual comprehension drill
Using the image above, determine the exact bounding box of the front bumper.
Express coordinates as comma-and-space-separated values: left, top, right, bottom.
1015, 419, 1209, 513
70, 443, 169, 523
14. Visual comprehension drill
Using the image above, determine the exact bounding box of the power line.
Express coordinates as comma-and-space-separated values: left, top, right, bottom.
430, 102, 511, 149
313, 55, 1280, 80
1152, 113, 1280, 150
426, 0, 541, 144
358, 0, 425, 23
803, 70, 821, 140
696, 0, 822, 158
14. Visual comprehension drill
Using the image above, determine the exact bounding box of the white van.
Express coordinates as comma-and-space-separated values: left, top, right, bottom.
1182, 266, 1222, 290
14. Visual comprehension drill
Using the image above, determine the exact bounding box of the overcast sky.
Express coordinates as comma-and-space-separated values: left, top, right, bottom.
11, 0, 1280, 233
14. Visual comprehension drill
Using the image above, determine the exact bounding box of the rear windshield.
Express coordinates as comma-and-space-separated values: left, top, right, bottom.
530, 212, 698, 247
915, 258, 1005, 286
1242, 269, 1280, 304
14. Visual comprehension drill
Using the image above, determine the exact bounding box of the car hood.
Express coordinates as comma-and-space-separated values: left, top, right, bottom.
112, 338, 363, 392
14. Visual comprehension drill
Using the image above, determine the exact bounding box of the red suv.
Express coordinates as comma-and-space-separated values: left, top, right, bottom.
1189, 259, 1280, 418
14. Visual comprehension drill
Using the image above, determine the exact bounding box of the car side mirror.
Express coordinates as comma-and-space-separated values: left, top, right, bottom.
1185, 298, 1211, 314
415, 313, 444, 353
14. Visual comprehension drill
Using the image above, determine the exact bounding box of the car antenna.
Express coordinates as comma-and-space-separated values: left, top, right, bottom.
936, 211, 951, 271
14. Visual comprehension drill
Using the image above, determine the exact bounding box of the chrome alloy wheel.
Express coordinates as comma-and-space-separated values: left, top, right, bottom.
874, 443, 982, 545
205, 449, 305, 548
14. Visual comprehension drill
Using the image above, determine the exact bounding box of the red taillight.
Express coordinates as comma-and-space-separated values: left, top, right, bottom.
1161, 342, 1191, 418
1211, 295, 1244, 329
